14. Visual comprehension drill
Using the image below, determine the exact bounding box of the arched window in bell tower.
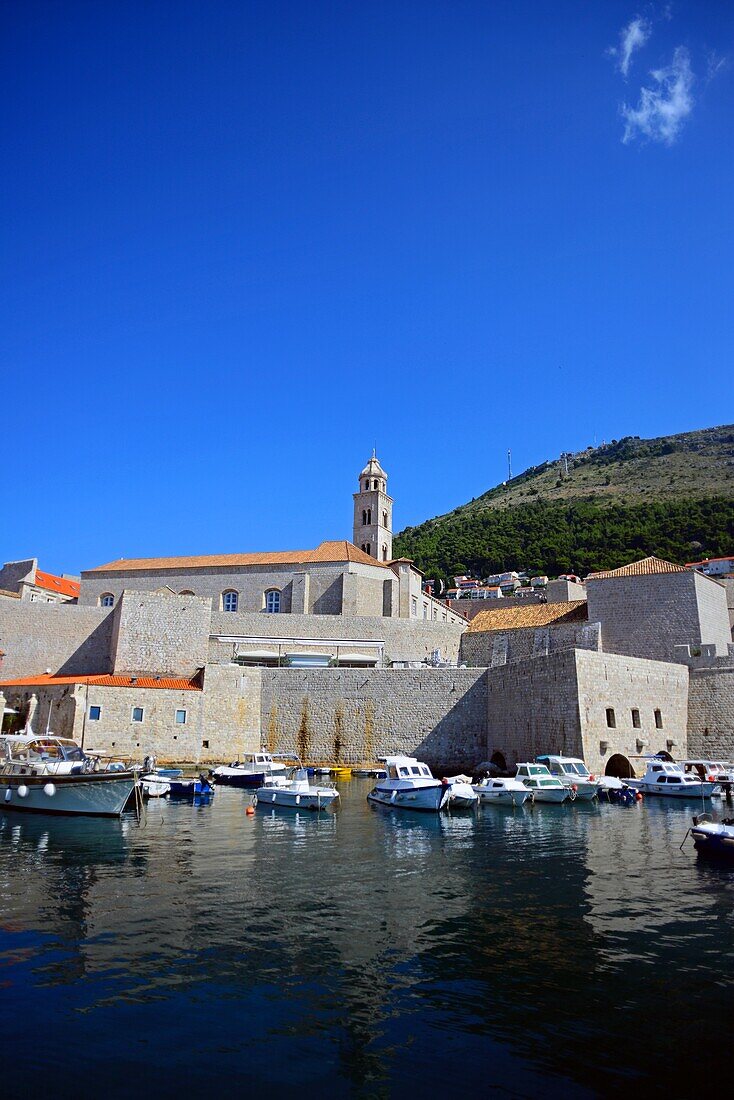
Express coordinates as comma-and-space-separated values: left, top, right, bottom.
382, 510, 388, 527
382, 544, 388, 561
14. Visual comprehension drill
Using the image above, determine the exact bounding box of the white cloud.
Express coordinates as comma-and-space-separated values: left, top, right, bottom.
611, 15, 652, 76
621, 47, 694, 145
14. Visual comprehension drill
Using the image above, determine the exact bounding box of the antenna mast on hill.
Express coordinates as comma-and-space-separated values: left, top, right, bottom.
507, 449, 512, 481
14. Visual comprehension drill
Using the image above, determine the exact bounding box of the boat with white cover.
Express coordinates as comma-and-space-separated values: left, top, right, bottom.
472, 776, 532, 806
688, 814, 734, 859
515, 763, 569, 803
535, 756, 600, 801
626, 759, 717, 799
254, 768, 339, 811
212, 752, 288, 788
682, 760, 734, 792
367, 756, 451, 813
443, 775, 479, 810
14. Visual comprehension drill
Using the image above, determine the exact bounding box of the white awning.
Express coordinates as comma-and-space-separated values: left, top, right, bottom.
3, 707, 19, 715
336, 653, 378, 664
235, 649, 280, 659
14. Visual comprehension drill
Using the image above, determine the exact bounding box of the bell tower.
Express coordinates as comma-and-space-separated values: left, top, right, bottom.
353, 451, 393, 561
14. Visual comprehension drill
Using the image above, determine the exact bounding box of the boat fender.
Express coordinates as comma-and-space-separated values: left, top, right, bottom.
571, 784, 578, 792
636, 791, 643, 801
246, 806, 255, 816
18, 785, 28, 799
43, 783, 56, 797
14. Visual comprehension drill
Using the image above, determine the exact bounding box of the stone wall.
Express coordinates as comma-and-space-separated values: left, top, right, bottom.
208, 610, 466, 665
694, 572, 732, 654
110, 590, 212, 676
0, 558, 35, 594
461, 621, 600, 667
586, 571, 728, 663
259, 667, 487, 770
687, 665, 734, 760
0, 600, 114, 679
483, 649, 689, 777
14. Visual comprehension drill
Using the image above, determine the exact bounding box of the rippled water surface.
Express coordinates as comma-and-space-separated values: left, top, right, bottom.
1, 781, 732, 1097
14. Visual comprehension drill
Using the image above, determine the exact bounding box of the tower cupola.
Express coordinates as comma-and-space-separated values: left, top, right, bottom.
353, 451, 393, 561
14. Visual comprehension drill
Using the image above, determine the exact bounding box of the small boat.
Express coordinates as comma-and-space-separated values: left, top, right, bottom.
626, 759, 717, 799
689, 813, 734, 860
140, 773, 171, 798
367, 756, 451, 813
596, 776, 639, 805
472, 776, 532, 806
682, 760, 734, 794
443, 774, 479, 810
254, 768, 339, 811
0, 733, 89, 775
212, 752, 287, 788
168, 774, 215, 799
535, 755, 600, 801
515, 763, 569, 803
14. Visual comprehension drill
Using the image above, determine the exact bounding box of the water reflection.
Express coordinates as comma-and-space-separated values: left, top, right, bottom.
0, 783, 732, 1097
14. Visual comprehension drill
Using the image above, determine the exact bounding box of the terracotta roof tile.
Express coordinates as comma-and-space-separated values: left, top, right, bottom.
466, 600, 588, 633
33, 570, 80, 598
587, 556, 687, 580
0, 673, 201, 690
84, 540, 386, 574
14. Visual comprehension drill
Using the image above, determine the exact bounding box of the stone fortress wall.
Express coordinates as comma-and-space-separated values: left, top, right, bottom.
687, 665, 734, 760
0, 599, 114, 680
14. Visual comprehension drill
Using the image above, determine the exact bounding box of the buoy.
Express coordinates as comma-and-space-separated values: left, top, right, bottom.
245, 805, 255, 816
43, 783, 56, 797
636, 791, 643, 801
18, 785, 28, 799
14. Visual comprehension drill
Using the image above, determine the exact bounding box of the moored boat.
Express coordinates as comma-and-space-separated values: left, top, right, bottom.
535, 755, 600, 801
515, 763, 569, 803
254, 768, 339, 811
367, 756, 451, 813
626, 759, 717, 799
212, 752, 287, 788
689, 814, 734, 860
443, 775, 479, 810
472, 776, 532, 806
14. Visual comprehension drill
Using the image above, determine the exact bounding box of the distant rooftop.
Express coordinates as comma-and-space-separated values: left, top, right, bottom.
0, 673, 202, 691
33, 569, 80, 598
587, 556, 687, 580
466, 601, 588, 633
85, 540, 387, 574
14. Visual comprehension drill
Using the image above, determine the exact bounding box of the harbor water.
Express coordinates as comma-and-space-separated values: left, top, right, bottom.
1, 779, 732, 1097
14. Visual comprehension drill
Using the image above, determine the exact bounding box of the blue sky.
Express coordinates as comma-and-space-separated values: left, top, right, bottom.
2, 1, 733, 573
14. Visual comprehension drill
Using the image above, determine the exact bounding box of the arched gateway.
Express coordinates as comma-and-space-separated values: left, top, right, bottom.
605, 753, 634, 779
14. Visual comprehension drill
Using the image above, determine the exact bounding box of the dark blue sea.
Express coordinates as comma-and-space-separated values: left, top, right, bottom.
1, 779, 732, 1098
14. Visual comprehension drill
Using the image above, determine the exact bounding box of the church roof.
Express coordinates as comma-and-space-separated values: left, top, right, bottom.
84, 540, 388, 574
587, 556, 687, 580
359, 451, 387, 479
466, 600, 588, 633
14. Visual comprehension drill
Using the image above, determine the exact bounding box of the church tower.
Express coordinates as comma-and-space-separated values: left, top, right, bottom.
353, 451, 393, 561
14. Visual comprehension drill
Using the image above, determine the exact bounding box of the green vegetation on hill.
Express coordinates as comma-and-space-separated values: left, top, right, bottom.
393, 425, 734, 582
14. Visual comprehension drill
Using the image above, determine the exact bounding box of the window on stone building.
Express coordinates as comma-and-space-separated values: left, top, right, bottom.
366, 508, 372, 524
382, 511, 388, 526
631, 708, 641, 729
362, 543, 371, 555
362, 509, 367, 525
364, 480, 369, 490
222, 590, 239, 612
655, 709, 664, 729
373, 480, 378, 489
89, 706, 101, 721
265, 589, 281, 614
606, 708, 616, 728
411, 597, 417, 616
100, 593, 114, 608
382, 545, 388, 561
202, 740, 209, 749
175, 709, 187, 724
423, 603, 428, 619
131, 706, 144, 723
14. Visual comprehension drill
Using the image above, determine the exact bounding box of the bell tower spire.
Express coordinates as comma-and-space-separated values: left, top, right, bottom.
353, 453, 393, 561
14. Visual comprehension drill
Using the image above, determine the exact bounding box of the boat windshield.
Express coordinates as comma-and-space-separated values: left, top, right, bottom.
25, 739, 85, 762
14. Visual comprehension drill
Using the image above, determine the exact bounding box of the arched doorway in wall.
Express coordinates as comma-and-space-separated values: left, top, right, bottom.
605, 753, 634, 779
490, 751, 508, 772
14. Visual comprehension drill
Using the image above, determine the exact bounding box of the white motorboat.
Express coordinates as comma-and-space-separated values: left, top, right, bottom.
254, 768, 339, 811
515, 763, 569, 803
367, 756, 451, 813
443, 775, 479, 810
682, 760, 734, 792
626, 759, 717, 799
688, 813, 734, 860
0, 734, 89, 775
472, 776, 531, 806
535, 755, 600, 801
212, 752, 288, 788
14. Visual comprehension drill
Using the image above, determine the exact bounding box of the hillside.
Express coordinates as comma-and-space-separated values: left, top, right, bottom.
393, 424, 734, 581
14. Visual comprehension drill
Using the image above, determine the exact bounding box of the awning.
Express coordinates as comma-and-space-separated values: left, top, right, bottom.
336, 653, 378, 664
235, 649, 280, 660
3, 707, 19, 715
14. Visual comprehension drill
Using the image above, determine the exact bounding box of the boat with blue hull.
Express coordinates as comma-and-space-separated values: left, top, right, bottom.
169, 775, 215, 799
689, 815, 734, 860
367, 756, 451, 813
212, 752, 287, 789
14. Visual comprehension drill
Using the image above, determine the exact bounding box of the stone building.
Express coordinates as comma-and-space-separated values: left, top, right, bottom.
0, 558, 80, 604
78, 455, 463, 628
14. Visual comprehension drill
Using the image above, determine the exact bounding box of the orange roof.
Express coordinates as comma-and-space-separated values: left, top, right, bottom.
84, 540, 386, 574
685, 556, 734, 567
587, 556, 687, 580
33, 570, 80, 598
467, 600, 588, 633
0, 673, 201, 691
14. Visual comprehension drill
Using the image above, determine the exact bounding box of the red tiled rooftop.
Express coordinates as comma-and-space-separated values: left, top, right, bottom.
33, 570, 80, 598
0, 673, 202, 691
84, 540, 387, 574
